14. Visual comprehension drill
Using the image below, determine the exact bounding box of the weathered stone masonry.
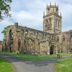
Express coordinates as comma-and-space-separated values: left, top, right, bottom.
2, 4, 72, 55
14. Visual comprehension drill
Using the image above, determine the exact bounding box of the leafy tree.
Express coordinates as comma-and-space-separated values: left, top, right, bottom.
0, 0, 12, 20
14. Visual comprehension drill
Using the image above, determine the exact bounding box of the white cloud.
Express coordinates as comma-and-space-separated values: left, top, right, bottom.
60, 4, 72, 19
12, 11, 41, 21
0, 19, 13, 26
11, 10, 43, 30
0, 0, 72, 40
10, 0, 72, 30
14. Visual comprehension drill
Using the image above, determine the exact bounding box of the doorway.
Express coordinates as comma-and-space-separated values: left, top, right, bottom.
9, 30, 13, 52
50, 45, 54, 55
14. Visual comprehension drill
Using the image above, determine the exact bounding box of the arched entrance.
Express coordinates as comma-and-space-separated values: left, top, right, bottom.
50, 45, 54, 55
18, 39, 21, 51
9, 29, 14, 52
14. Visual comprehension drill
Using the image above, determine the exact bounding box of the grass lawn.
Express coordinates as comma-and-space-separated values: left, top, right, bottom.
55, 58, 72, 72
12, 54, 57, 62
0, 59, 13, 72
0, 52, 57, 62
60, 53, 72, 57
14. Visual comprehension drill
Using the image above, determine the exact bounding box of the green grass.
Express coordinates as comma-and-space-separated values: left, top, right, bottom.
55, 58, 72, 72
0, 59, 13, 72
13, 54, 57, 62
0, 52, 57, 62
60, 53, 72, 57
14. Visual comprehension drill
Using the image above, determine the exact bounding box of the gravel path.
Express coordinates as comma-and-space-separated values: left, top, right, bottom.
0, 55, 56, 72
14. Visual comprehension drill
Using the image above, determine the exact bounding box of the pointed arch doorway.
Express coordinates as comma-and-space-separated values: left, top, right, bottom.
50, 45, 54, 55
9, 29, 14, 52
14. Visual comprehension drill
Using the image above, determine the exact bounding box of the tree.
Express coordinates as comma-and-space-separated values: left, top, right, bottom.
0, 0, 12, 20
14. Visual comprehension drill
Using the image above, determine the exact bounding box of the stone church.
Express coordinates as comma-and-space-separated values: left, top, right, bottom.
2, 4, 72, 55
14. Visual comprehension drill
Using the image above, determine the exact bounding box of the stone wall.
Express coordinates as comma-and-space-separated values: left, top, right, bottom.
2, 24, 72, 55
0, 41, 2, 51
2, 4, 72, 55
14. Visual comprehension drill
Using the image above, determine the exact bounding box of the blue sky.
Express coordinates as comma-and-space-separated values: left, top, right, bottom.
0, 0, 72, 41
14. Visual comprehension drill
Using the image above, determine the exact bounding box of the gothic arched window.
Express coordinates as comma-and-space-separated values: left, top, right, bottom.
18, 39, 21, 51
49, 18, 51, 24
48, 18, 52, 30
9, 30, 13, 40
9, 29, 14, 52
57, 36, 59, 42
45, 19, 48, 25
62, 35, 65, 41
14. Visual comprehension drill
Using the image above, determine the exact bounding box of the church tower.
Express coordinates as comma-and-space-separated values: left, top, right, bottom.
43, 4, 62, 33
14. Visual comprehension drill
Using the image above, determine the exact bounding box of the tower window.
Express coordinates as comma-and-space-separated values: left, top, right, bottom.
56, 8, 58, 12
48, 18, 52, 30
49, 18, 51, 23
45, 19, 48, 23
48, 7, 50, 11
58, 21, 60, 28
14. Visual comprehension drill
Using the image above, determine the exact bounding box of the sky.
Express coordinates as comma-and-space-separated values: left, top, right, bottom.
0, 0, 72, 41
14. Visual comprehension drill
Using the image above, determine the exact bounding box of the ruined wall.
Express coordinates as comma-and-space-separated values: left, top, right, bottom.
55, 32, 71, 54
2, 25, 19, 52
0, 42, 2, 51
18, 27, 51, 55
